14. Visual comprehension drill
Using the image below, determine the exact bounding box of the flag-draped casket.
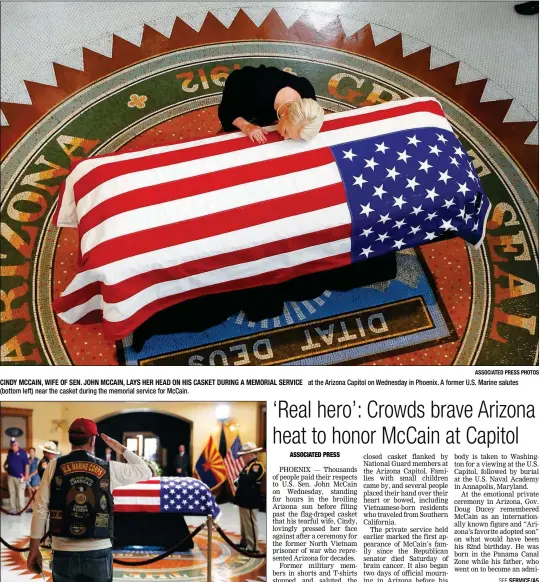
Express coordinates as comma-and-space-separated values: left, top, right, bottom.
113, 476, 221, 518
53, 97, 490, 340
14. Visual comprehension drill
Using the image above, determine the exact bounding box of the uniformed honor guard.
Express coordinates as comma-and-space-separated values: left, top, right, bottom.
233, 442, 265, 552
27, 418, 152, 582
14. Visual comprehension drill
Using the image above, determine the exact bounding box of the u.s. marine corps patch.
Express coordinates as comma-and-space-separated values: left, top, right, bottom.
99, 479, 109, 490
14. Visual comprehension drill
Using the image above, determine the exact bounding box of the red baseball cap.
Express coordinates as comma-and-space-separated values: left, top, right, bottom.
69, 418, 98, 438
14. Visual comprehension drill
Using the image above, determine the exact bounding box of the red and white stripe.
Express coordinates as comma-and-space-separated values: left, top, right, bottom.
224, 453, 244, 493
113, 477, 161, 512
53, 97, 450, 339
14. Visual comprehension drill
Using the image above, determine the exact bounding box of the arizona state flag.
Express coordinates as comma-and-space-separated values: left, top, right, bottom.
194, 435, 227, 491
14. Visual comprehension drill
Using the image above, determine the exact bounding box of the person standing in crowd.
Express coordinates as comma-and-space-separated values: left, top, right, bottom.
27, 418, 152, 582
233, 442, 265, 552
37, 441, 61, 478
27, 447, 40, 511
104, 447, 115, 462
174, 444, 190, 476
3, 438, 29, 514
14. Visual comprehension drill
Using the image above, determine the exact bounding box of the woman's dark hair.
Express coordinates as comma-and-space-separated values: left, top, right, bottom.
69, 434, 93, 447
28, 447, 35, 452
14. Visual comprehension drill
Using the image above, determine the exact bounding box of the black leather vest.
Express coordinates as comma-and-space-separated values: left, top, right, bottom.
49, 450, 114, 539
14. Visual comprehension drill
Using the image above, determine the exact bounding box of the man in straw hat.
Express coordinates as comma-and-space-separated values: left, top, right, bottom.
37, 440, 61, 479
27, 418, 152, 582
233, 442, 265, 552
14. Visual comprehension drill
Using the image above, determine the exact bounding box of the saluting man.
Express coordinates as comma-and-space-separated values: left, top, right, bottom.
234, 442, 265, 552
27, 418, 152, 582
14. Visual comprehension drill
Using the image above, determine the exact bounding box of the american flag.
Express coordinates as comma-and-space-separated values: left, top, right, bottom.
224, 437, 245, 493
113, 477, 221, 519
53, 97, 490, 340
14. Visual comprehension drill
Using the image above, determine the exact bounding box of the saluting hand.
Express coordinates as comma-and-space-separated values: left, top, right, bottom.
243, 123, 268, 145
100, 434, 125, 455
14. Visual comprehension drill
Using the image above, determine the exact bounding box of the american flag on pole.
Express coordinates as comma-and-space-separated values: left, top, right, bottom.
224, 437, 245, 494
53, 97, 490, 340
113, 477, 221, 519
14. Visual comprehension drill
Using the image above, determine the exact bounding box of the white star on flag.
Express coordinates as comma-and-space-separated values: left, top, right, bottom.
393, 219, 407, 229
386, 167, 400, 180
396, 150, 411, 163
164, 504, 169, 510
425, 211, 438, 221
429, 144, 442, 156
449, 156, 460, 167
360, 247, 374, 258
464, 213, 472, 224
440, 218, 457, 231
373, 185, 387, 199
436, 133, 448, 144
438, 170, 452, 184
411, 205, 424, 216
457, 182, 471, 195
393, 195, 407, 209
406, 177, 420, 191
361, 227, 374, 237
472, 221, 479, 231
353, 175, 367, 188
360, 203, 374, 217
425, 187, 439, 202
409, 225, 421, 235
343, 149, 357, 161
364, 157, 379, 170
457, 208, 466, 219
424, 232, 437, 241
442, 198, 456, 209
375, 142, 389, 153
377, 232, 390, 242
466, 169, 476, 181
393, 239, 406, 249
454, 146, 465, 157
407, 135, 421, 147
378, 213, 391, 224
418, 159, 432, 173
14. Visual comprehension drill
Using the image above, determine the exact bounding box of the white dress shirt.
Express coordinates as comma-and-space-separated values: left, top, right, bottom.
31, 448, 152, 551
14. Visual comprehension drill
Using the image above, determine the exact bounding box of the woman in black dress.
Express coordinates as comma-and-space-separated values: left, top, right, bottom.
218, 65, 324, 144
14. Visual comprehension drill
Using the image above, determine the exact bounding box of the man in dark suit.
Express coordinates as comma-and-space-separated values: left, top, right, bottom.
174, 445, 190, 476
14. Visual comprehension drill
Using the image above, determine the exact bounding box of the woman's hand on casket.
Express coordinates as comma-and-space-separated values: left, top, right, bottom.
233, 117, 267, 144
243, 123, 268, 144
